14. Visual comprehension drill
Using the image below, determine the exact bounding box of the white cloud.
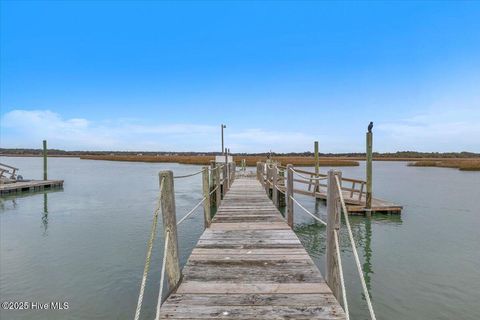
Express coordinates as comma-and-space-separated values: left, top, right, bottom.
376, 107, 480, 152
0, 109, 314, 152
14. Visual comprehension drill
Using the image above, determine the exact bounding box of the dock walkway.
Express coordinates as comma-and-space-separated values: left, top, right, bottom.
160, 176, 346, 319
0, 179, 64, 196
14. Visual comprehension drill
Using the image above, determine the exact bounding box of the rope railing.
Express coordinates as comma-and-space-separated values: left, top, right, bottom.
290, 195, 327, 226
154, 230, 170, 320
134, 176, 165, 320
176, 196, 207, 226
335, 175, 377, 320
173, 168, 206, 179
256, 162, 376, 319
291, 168, 327, 181
135, 162, 231, 319
334, 229, 349, 320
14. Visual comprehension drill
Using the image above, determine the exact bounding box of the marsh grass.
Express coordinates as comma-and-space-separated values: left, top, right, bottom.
79, 155, 359, 167
408, 159, 480, 171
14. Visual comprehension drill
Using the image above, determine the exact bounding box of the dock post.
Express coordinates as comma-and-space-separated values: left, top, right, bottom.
366, 131, 373, 209
215, 164, 222, 205
209, 161, 216, 206
256, 162, 261, 181
265, 164, 272, 195
272, 164, 278, 207
286, 164, 294, 227
224, 148, 229, 192
159, 171, 181, 292
223, 163, 228, 194
326, 170, 342, 300
202, 166, 211, 228
314, 141, 319, 192
43, 140, 47, 180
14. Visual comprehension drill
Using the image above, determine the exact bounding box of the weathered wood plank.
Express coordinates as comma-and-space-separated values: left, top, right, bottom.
159, 176, 346, 319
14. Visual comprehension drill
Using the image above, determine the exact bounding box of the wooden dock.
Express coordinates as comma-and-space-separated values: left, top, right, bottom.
0, 180, 64, 196
159, 176, 346, 319
260, 165, 402, 214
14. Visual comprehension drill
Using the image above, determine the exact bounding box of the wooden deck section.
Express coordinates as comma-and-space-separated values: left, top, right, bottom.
292, 187, 403, 214
0, 180, 64, 196
160, 176, 346, 319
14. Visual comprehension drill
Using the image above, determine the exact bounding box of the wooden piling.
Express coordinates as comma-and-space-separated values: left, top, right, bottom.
286, 164, 294, 227
272, 164, 278, 207
265, 163, 272, 194
215, 164, 222, 206
43, 140, 47, 180
159, 171, 181, 292
202, 166, 211, 228
366, 131, 373, 209
326, 170, 342, 300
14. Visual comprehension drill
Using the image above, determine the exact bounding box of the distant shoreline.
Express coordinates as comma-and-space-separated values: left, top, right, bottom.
1, 153, 479, 169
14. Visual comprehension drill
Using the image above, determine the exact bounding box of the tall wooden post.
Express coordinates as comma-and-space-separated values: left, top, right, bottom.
256, 162, 261, 181
223, 164, 228, 194
159, 171, 181, 291
265, 164, 272, 194
286, 164, 294, 227
326, 170, 342, 300
202, 167, 211, 228
209, 160, 216, 206
272, 164, 278, 207
43, 140, 47, 180
314, 141, 319, 192
224, 148, 229, 192
215, 164, 222, 206
366, 131, 373, 209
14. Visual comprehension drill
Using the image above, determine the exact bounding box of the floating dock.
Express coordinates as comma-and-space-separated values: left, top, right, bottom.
159, 176, 346, 319
0, 180, 64, 196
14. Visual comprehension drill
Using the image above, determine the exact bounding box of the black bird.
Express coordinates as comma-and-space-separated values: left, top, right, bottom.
368, 122, 373, 133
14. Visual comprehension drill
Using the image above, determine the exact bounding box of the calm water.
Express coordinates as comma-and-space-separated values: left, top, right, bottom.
1, 157, 479, 320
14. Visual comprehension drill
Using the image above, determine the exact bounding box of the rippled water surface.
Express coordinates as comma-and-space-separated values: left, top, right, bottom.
1, 157, 479, 320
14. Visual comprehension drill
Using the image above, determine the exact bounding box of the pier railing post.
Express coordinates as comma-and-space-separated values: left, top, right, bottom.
272, 164, 278, 207
202, 166, 211, 228
43, 140, 48, 180
326, 170, 342, 300
159, 171, 181, 292
265, 164, 272, 195
256, 162, 261, 181
366, 131, 373, 209
286, 164, 294, 227
209, 160, 216, 206
223, 162, 229, 194
215, 164, 222, 206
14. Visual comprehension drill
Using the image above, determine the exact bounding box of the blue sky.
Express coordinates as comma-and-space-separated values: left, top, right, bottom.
1, 1, 479, 153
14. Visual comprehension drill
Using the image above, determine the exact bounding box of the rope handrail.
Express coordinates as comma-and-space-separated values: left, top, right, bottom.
289, 195, 327, 226
154, 230, 170, 320
209, 185, 219, 196
174, 168, 206, 179
134, 176, 165, 320
177, 197, 207, 226
334, 175, 376, 320
291, 168, 327, 181
274, 184, 286, 195
334, 229, 350, 320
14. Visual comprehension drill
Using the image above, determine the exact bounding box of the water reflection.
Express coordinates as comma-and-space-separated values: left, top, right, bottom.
42, 193, 48, 235
293, 199, 403, 300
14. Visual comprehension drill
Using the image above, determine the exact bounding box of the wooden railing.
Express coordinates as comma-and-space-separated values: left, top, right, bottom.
257, 161, 367, 202
256, 161, 377, 320
0, 163, 19, 180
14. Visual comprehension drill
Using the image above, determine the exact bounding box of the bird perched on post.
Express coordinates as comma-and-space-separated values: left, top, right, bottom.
368, 121, 373, 133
